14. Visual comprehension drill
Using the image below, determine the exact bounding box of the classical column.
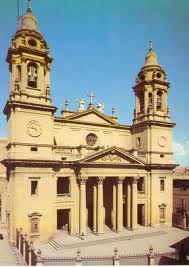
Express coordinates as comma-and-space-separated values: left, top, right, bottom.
131, 177, 138, 230
163, 91, 167, 113
126, 180, 131, 229
144, 87, 148, 113
153, 88, 157, 114
21, 58, 27, 91
97, 177, 104, 234
112, 180, 117, 231
79, 177, 87, 235
39, 63, 45, 94
117, 177, 124, 232
93, 183, 97, 232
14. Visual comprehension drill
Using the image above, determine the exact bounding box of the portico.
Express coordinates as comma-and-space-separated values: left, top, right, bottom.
78, 175, 139, 235
74, 146, 147, 236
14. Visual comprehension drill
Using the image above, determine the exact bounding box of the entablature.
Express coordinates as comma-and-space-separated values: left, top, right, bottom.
3, 100, 57, 116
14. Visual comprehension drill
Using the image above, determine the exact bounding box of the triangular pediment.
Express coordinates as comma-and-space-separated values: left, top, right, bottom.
79, 147, 145, 166
65, 109, 118, 126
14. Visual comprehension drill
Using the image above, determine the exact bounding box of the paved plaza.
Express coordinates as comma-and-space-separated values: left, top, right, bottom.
0, 227, 20, 266
35, 225, 189, 258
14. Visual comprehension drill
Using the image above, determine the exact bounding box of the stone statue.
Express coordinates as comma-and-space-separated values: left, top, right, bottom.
77, 98, 85, 112
97, 103, 104, 113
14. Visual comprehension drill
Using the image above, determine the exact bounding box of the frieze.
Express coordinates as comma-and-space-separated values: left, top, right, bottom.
95, 154, 124, 163
55, 148, 73, 154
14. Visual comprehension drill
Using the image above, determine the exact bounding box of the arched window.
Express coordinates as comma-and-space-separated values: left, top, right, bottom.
157, 90, 162, 110
27, 63, 38, 88
139, 92, 144, 112
148, 93, 153, 108
16, 65, 21, 82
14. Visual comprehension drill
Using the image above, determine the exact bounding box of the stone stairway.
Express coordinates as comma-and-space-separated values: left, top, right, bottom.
49, 230, 166, 250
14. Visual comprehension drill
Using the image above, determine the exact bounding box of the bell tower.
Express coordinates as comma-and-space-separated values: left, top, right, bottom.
3, 1, 57, 244
6, 0, 52, 105
133, 41, 170, 124
131, 42, 175, 165
3, 0, 57, 160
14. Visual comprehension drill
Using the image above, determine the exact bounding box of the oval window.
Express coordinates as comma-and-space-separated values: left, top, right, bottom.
156, 72, 162, 79
28, 39, 37, 47
86, 133, 97, 146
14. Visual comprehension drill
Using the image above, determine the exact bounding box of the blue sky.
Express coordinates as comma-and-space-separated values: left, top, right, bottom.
0, 0, 189, 165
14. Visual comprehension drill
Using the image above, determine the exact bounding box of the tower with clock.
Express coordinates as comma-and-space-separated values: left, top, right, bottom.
2, 1, 176, 245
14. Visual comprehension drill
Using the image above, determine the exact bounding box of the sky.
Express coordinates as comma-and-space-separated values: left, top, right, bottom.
0, 0, 189, 166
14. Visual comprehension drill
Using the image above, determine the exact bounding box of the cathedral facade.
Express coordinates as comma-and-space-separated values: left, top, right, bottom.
2, 3, 176, 243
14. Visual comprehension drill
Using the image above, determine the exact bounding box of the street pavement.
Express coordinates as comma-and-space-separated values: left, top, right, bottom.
0, 228, 20, 266
35, 225, 189, 258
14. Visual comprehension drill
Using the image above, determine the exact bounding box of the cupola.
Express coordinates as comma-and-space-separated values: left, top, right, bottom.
133, 41, 171, 124
21, 6, 38, 32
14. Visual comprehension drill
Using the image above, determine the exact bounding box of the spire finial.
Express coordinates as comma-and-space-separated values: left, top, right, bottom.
87, 91, 95, 110
17, 0, 21, 30
149, 40, 153, 51
27, 0, 32, 12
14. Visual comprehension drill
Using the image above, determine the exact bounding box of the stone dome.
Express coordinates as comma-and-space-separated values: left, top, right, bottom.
144, 48, 158, 66
21, 8, 38, 32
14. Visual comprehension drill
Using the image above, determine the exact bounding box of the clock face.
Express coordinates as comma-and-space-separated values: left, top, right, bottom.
157, 136, 167, 147
27, 120, 42, 137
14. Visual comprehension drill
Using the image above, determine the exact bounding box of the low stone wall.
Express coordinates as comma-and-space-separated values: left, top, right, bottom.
42, 247, 178, 266
16, 228, 188, 266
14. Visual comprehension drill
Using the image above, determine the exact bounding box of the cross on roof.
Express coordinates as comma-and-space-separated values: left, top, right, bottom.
87, 91, 95, 105
27, 0, 32, 11
149, 40, 153, 50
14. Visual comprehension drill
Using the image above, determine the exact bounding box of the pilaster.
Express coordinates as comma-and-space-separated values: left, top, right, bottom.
78, 177, 87, 235
126, 179, 131, 229
131, 176, 138, 230
116, 177, 124, 232
97, 177, 104, 234
112, 181, 117, 231
93, 184, 97, 233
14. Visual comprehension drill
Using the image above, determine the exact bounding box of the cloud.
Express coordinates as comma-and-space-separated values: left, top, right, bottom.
173, 140, 189, 166
173, 142, 187, 156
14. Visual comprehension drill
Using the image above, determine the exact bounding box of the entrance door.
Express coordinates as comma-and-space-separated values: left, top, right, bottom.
103, 178, 113, 229
137, 204, 145, 226
57, 209, 70, 231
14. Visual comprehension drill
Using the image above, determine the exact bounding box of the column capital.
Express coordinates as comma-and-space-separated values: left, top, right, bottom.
78, 177, 87, 184
117, 177, 125, 184
77, 173, 87, 184
97, 177, 105, 184
131, 176, 138, 184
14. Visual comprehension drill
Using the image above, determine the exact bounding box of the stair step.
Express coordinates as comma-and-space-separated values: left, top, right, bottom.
50, 230, 166, 250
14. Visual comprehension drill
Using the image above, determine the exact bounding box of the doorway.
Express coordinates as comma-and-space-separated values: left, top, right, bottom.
57, 209, 70, 231
103, 178, 113, 229
86, 178, 95, 231
137, 204, 145, 226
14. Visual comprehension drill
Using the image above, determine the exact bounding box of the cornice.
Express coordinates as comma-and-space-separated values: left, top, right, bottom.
133, 79, 170, 90
1, 158, 178, 171
14, 29, 44, 40
6, 46, 53, 64
3, 100, 57, 116
54, 117, 131, 130
146, 163, 178, 171
131, 120, 176, 130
